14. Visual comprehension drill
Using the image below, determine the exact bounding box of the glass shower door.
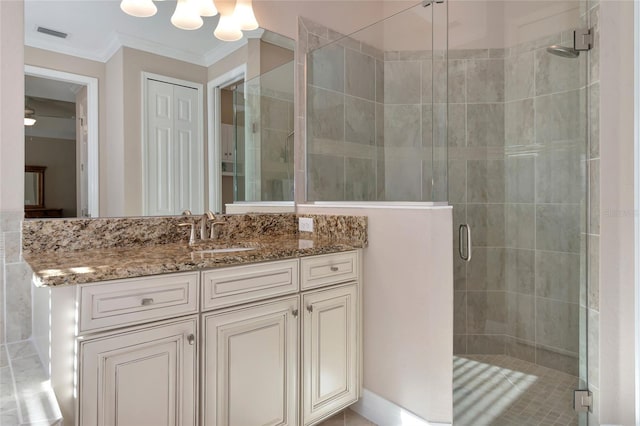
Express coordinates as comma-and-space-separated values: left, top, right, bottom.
450, 1, 594, 424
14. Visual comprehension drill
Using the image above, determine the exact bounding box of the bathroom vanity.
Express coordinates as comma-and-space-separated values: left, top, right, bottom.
24, 214, 366, 426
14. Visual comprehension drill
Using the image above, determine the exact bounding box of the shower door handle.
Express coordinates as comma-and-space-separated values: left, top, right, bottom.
459, 224, 472, 262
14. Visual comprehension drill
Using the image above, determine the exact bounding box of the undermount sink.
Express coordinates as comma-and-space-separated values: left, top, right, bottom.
192, 247, 257, 254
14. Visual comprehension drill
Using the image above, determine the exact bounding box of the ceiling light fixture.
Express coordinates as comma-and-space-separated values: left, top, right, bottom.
171, 0, 203, 30
233, 0, 258, 31
120, 0, 157, 18
24, 107, 36, 126
120, 0, 258, 42
214, 13, 243, 41
196, 0, 218, 17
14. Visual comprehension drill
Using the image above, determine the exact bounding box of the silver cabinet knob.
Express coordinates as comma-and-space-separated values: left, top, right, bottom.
306, 305, 313, 313
330, 266, 339, 272
141, 298, 154, 306
187, 334, 195, 345
292, 309, 299, 317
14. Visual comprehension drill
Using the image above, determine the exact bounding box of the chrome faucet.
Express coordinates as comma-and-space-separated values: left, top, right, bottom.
180, 211, 226, 245
200, 211, 215, 241
178, 222, 197, 246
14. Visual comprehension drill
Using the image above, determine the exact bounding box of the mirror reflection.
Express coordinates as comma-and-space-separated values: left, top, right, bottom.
24, 166, 45, 208
234, 60, 295, 203
24, 0, 295, 218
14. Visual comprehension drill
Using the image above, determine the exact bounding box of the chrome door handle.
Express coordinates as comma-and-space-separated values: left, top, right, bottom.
187, 334, 195, 345
141, 298, 154, 306
459, 224, 472, 262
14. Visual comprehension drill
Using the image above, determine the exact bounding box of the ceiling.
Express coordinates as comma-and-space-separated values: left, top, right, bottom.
24, 0, 260, 65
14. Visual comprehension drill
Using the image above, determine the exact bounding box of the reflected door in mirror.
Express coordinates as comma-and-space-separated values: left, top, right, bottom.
144, 76, 204, 216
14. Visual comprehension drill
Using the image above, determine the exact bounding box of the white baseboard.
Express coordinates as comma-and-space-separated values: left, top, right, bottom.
350, 389, 452, 426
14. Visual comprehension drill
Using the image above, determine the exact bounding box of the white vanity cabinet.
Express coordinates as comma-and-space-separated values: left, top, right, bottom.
50, 250, 361, 426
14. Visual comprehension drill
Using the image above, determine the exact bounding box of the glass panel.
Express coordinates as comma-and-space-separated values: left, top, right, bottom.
234, 60, 295, 202
306, 2, 446, 202
233, 84, 245, 203
449, 1, 590, 424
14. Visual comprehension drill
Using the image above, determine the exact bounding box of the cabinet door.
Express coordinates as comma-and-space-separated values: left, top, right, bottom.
202, 296, 299, 426
78, 317, 198, 426
302, 284, 358, 425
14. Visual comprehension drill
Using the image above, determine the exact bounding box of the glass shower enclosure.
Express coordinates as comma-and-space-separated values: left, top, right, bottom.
233, 60, 295, 203
306, 0, 594, 424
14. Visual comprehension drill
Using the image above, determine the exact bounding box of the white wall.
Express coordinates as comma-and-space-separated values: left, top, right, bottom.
297, 204, 454, 424
0, 0, 26, 345
1, 1, 25, 213
105, 48, 125, 217
599, 1, 637, 424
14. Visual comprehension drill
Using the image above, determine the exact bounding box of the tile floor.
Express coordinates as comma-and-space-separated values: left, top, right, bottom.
454, 355, 580, 426
318, 408, 377, 426
2, 344, 583, 426
0, 340, 61, 426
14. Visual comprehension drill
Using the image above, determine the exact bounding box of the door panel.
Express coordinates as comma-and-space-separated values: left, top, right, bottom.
173, 84, 202, 214
145, 78, 202, 215
203, 296, 299, 426
302, 284, 358, 425
78, 317, 197, 426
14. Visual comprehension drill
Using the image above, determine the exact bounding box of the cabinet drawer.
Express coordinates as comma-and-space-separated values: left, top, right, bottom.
301, 251, 358, 290
78, 272, 199, 333
202, 259, 299, 311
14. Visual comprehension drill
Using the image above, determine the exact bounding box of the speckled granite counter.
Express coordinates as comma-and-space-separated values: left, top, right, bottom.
23, 217, 367, 287
24, 235, 364, 288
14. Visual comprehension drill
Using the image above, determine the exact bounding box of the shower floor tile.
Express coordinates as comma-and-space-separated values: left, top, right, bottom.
454, 355, 579, 426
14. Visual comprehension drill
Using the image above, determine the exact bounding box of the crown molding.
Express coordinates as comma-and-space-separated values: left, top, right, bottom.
202, 38, 248, 67
26, 29, 253, 69
25, 34, 108, 63
116, 33, 209, 66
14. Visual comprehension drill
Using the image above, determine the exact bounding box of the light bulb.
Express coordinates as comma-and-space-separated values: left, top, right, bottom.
196, 0, 218, 17
120, 0, 157, 18
24, 117, 36, 126
171, 0, 203, 30
233, 0, 258, 31
214, 14, 242, 41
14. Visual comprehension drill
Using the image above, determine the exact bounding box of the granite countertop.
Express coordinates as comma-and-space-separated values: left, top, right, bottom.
25, 235, 363, 287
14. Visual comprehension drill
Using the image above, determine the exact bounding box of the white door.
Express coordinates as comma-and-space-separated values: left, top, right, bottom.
78, 317, 198, 426
202, 296, 299, 426
302, 284, 358, 425
145, 78, 203, 216
76, 86, 89, 217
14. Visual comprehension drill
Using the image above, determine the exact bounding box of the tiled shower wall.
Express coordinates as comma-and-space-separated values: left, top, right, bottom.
259, 87, 294, 201
452, 33, 590, 377
243, 72, 295, 202
304, 21, 445, 202
305, 29, 384, 201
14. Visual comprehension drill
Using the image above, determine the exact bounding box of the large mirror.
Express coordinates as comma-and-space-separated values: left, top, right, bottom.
24, 0, 295, 218
24, 166, 45, 209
